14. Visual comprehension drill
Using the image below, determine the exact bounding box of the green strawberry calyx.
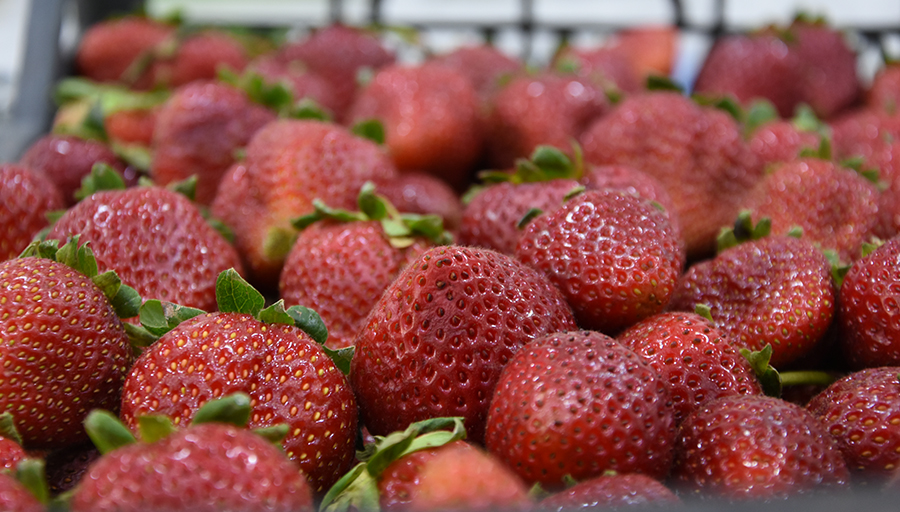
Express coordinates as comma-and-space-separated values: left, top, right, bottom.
218, 67, 332, 121
716, 210, 772, 253
479, 143, 586, 185
320, 416, 467, 512
292, 181, 452, 249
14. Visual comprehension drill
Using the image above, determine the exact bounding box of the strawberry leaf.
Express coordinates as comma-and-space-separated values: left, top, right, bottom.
740, 344, 782, 397
191, 392, 252, 427
110, 141, 152, 172
18, 239, 60, 260
15, 459, 49, 505
322, 346, 354, 375
56, 237, 99, 279
646, 74, 684, 93
258, 299, 295, 326
286, 305, 328, 345
0, 413, 23, 446
75, 162, 127, 202
107, 281, 142, 320
84, 409, 137, 454
139, 299, 206, 337
167, 175, 198, 202
743, 99, 779, 136
357, 182, 389, 221
216, 268, 265, 317
290, 97, 332, 121
252, 424, 290, 445
137, 415, 176, 444
694, 304, 714, 323
518, 208, 543, 229
351, 119, 386, 145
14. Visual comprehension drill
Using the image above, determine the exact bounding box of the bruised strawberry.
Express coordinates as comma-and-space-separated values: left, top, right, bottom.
485, 331, 677, 489
18, 135, 128, 206
617, 312, 763, 424
0, 164, 64, 261
75, 16, 175, 87
581, 91, 764, 258
672, 395, 849, 501
350, 245, 577, 443
539, 473, 681, 512
211, 119, 397, 289
151, 81, 276, 205
516, 189, 685, 335
348, 62, 484, 191
669, 235, 835, 368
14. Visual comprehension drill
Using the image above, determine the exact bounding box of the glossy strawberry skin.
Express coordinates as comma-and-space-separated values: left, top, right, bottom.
485, 331, 676, 490
120, 312, 358, 495
539, 473, 680, 512
669, 236, 835, 368
516, 189, 685, 335
838, 237, 900, 368
69, 423, 314, 512
279, 221, 431, 349
350, 245, 577, 443
0, 257, 132, 449
75, 16, 175, 88
748, 120, 822, 166
0, 436, 26, 472
0, 164, 64, 262
375, 173, 464, 231
617, 312, 762, 424
672, 395, 850, 501
151, 81, 276, 205
429, 45, 522, 105
807, 366, 900, 484
47, 186, 243, 314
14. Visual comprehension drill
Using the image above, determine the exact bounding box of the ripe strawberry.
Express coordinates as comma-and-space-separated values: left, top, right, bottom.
375, 172, 464, 231
350, 245, 577, 443
155, 30, 249, 88
348, 62, 484, 191
211, 119, 398, 289
486, 72, 608, 169
579, 163, 680, 235
669, 234, 835, 368
429, 45, 523, 105
740, 158, 879, 263
151, 80, 276, 205
484, 331, 677, 490
807, 366, 900, 484
837, 237, 900, 368
280, 184, 449, 349
47, 178, 243, 314
552, 44, 641, 94
0, 164, 64, 262
75, 16, 175, 88
617, 311, 762, 424
580, 91, 764, 258
0, 239, 134, 449
790, 18, 862, 119
104, 107, 159, 147
672, 394, 850, 501
516, 189, 685, 335
18, 135, 128, 206
70, 400, 314, 512
866, 62, 900, 113
247, 55, 342, 117
0, 433, 26, 472
277, 24, 395, 121
747, 107, 827, 166
830, 108, 900, 163
539, 473, 681, 512
120, 270, 358, 494
606, 24, 678, 79
0, 470, 45, 512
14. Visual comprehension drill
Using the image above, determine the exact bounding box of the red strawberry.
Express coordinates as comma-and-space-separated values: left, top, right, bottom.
151, 80, 276, 205
0, 434, 26, 472
579, 163, 680, 236
669, 234, 835, 368
18, 135, 128, 206
104, 107, 159, 147
866, 62, 900, 114
120, 271, 358, 494
741, 158, 880, 263
807, 366, 900, 484
672, 394, 850, 501
552, 45, 641, 94
348, 62, 484, 191
70, 404, 314, 512
0, 470, 44, 512
0, 164, 64, 262
747, 108, 827, 166
617, 311, 763, 424
210, 119, 398, 289
0, 239, 134, 449
350, 245, 577, 443
580, 91, 764, 258
539, 473, 681, 512
838, 237, 900, 368
429, 45, 523, 105
156, 30, 249, 88
790, 18, 862, 119
277, 24, 395, 121
247, 55, 342, 117
516, 189, 685, 335
830, 108, 900, 163
486, 72, 608, 169
606, 25, 678, 79
375, 172, 464, 231
484, 331, 677, 489
75, 16, 175, 88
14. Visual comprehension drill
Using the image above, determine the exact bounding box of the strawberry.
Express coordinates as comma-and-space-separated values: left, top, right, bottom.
606, 25, 678, 79
484, 331, 677, 490
515, 189, 685, 335
44, 443, 99, 496
552, 44, 641, 94
279, 183, 450, 349
866, 62, 900, 114
580, 91, 764, 258
837, 237, 900, 368
74, 16, 175, 88
740, 158, 880, 263
747, 105, 828, 166
375, 172, 464, 231
247, 55, 343, 117
0, 463, 46, 512
539, 473, 681, 512
47, 174, 243, 315
70, 395, 314, 512
429, 45, 523, 105
672, 394, 850, 501
790, 18, 862, 119
807, 366, 900, 485
0, 238, 136, 449
350, 245, 577, 443
104, 107, 158, 147
0, 164, 64, 262
277, 24, 396, 121
155, 30, 249, 88
210, 119, 398, 289
669, 233, 835, 368
151, 80, 276, 205
579, 163, 680, 235
18, 135, 129, 206
830, 108, 900, 163
0, 419, 27, 472
347, 62, 484, 191
617, 311, 763, 424
120, 270, 358, 494
486, 72, 608, 169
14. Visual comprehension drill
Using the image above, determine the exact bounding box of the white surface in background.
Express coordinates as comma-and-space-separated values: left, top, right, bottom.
0, 0, 29, 116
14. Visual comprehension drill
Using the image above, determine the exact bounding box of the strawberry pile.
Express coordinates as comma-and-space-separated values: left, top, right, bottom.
5, 10, 900, 511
